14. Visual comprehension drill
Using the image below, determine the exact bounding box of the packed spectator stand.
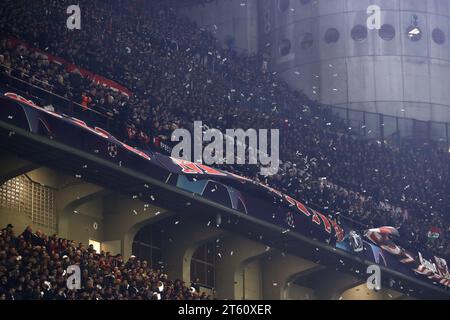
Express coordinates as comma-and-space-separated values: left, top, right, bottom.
0, 0, 449, 272
0, 224, 209, 300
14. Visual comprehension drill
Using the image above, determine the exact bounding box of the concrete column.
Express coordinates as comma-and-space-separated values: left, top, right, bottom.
64, 197, 105, 245
56, 176, 105, 238
159, 216, 224, 283
312, 269, 365, 300
214, 235, 268, 300
102, 193, 171, 259
261, 252, 319, 300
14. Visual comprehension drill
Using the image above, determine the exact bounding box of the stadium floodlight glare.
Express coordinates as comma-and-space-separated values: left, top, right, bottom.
407, 15, 422, 41
408, 27, 420, 35
407, 26, 422, 41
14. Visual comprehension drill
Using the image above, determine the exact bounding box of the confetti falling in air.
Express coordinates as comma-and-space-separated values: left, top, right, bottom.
174, 221, 179, 225
75, 174, 82, 179
154, 211, 161, 216
133, 210, 138, 215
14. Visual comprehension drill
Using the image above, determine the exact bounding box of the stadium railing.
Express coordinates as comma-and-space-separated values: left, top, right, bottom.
0, 65, 113, 129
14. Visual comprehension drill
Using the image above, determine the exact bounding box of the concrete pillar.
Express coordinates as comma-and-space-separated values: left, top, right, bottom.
214, 235, 268, 300
56, 176, 105, 239
64, 197, 105, 246
312, 269, 365, 300
102, 193, 171, 259
261, 252, 319, 300
287, 283, 317, 300
159, 215, 223, 283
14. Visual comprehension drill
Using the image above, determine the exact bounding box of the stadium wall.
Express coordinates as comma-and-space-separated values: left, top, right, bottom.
259, 0, 450, 123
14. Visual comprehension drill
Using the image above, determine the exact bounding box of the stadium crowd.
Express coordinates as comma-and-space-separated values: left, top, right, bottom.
0, 224, 210, 300
0, 0, 449, 260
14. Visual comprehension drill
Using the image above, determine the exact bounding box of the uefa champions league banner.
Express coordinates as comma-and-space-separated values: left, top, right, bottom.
1, 90, 449, 289
0, 90, 344, 244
